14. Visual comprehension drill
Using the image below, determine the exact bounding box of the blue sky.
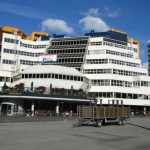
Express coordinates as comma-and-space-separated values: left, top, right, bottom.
0, 0, 150, 66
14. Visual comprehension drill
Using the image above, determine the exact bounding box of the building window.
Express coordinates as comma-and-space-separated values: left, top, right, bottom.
25, 74, 28, 78
44, 74, 47, 78
48, 74, 51, 78
29, 74, 32, 78
63, 75, 66, 80
55, 74, 58, 79
33, 74, 36, 78
59, 74, 62, 79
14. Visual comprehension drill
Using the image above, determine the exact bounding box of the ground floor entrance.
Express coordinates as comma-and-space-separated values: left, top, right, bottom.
1, 104, 12, 115
0, 102, 19, 116
23, 99, 88, 117
0, 97, 90, 116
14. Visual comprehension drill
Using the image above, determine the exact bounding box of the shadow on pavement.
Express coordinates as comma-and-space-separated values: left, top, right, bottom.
127, 123, 150, 131
0, 116, 75, 123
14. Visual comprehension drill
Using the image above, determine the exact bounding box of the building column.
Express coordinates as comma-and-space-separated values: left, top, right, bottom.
31, 100, 35, 116
113, 92, 115, 98
56, 102, 60, 116
0, 104, 1, 115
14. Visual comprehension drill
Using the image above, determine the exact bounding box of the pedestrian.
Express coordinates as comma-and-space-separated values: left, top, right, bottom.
143, 111, 146, 117
131, 111, 134, 117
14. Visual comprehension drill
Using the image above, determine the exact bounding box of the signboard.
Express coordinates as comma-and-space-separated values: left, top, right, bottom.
9, 92, 21, 95
39, 54, 57, 62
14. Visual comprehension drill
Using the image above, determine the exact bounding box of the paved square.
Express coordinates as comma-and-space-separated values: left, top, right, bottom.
0, 117, 150, 150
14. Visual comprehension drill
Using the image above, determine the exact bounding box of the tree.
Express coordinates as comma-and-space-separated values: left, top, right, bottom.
36, 86, 46, 94
15, 83, 25, 92
78, 88, 83, 93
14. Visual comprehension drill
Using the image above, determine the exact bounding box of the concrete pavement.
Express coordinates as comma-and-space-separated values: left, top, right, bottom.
0, 117, 150, 150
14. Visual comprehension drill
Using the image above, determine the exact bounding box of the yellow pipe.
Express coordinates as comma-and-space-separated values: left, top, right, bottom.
127, 36, 131, 42
127, 36, 140, 59
111, 28, 126, 35
26, 32, 48, 41
1, 26, 26, 39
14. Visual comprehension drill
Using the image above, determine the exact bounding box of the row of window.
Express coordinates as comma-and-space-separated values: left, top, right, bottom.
133, 81, 140, 87
90, 92, 149, 100
20, 42, 47, 49
103, 39, 138, 53
3, 59, 15, 64
133, 81, 150, 87
48, 48, 86, 54
103, 38, 127, 46
56, 58, 83, 63
103, 41, 128, 49
111, 79, 132, 87
51, 40, 88, 46
113, 69, 147, 76
89, 40, 129, 50
83, 69, 112, 74
19, 59, 82, 69
0, 76, 10, 82
58, 54, 84, 58
90, 42, 102, 45
91, 79, 132, 87
2, 59, 38, 65
86, 59, 108, 64
106, 50, 133, 58
110, 59, 140, 67
3, 48, 43, 57
18, 59, 82, 68
91, 79, 110, 86
20, 60, 38, 65
4, 38, 19, 44
22, 73, 83, 81
86, 58, 140, 68
83, 68, 146, 76
91, 79, 150, 88
114, 93, 149, 100
141, 81, 150, 87
4, 38, 48, 49
2, 53, 141, 70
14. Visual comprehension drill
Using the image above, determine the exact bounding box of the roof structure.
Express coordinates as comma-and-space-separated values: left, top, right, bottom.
22, 65, 83, 76
11, 65, 86, 90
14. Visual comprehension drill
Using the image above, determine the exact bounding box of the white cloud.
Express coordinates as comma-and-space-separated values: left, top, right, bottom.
41, 19, 74, 34
142, 62, 148, 68
104, 6, 120, 18
82, 8, 100, 16
79, 16, 110, 32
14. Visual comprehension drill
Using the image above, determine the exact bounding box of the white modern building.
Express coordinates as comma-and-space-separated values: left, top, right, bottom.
46, 29, 150, 111
83, 30, 150, 108
0, 26, 50, 88
0, 26, 150, 116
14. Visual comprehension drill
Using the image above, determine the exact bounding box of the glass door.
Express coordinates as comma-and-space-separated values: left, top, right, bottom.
1, 104, 12, 115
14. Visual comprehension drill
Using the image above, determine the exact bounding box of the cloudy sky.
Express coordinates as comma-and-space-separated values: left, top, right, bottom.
0, 0, 150, 66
